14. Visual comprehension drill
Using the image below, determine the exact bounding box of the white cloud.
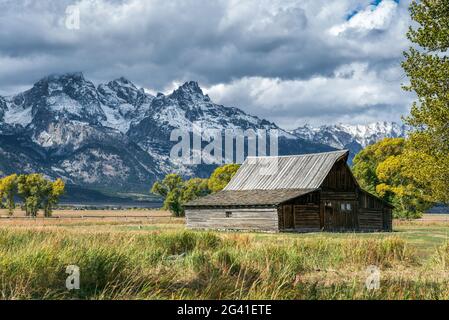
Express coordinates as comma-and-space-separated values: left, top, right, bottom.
205, 63, 414, 129
0, 0, 414, 126
329, 0, 398, 36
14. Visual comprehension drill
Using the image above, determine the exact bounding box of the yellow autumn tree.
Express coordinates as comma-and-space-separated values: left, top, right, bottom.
207, 164, 240, 193
353, 138, 433, 218
0, 174, 18, 215
376, 154, 430, 219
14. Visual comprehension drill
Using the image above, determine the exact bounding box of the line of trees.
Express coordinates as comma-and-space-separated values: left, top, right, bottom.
151, 164, 240, 216
0, 174, 65, 217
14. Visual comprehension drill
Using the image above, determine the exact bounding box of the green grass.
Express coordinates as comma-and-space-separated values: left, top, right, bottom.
122, 220, 449, 260
1, 216, 449, 299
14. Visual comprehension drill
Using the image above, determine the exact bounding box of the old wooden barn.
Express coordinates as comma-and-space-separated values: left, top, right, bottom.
185, 150, 393, 232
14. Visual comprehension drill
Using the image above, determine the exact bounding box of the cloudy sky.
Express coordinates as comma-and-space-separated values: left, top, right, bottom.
0, 0, 416, 128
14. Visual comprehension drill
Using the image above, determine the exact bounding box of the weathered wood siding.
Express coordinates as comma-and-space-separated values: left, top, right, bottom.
319, 160, 392, 232
383, 207, 393, 231
186, 208, 279, 232
321, 160, 357, 192
280, 192, 321, 231
294, 204, 320, 231
358, 191, 390, 231
320, 191, 358, 231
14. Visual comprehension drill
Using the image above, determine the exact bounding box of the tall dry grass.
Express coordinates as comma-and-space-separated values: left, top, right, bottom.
0, 227, 447, 299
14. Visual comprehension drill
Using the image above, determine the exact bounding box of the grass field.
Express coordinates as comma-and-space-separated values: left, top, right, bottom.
0, 210, 449, 299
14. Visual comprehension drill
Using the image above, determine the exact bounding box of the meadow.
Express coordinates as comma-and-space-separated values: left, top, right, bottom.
1, 209, 449, 300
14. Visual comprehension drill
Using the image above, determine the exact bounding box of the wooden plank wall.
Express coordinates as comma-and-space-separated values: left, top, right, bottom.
320, 191, 358, 230
294, 204, 320, 231
277, 207, 284, 230
186, 208, 279, 232
358, 209, 383, 230
358, 192, 389, 231
280, 191, 321, 231
321, 200, 358, 230
321, 160, 357, 192
383, 208, 393, 231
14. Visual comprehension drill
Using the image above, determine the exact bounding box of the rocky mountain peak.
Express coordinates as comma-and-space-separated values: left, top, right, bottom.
107, 77, 138, 90
31, 72, 98, 100
37, 72, 89, 90
170, 81, 206, 101
98, 76, 144, 106
181, 81, 202, 93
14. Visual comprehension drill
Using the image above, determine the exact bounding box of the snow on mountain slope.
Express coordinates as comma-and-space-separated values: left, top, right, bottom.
127, 81, 276, 176
3, 73, 107, 132
127, 80, 313, 177
3, 102, 32, 126
151, 82, 270, 130
0, 73, 331, 191
0, 96, 6, 120
334, 122, 407, 147
291, 121, 409, 160
98, 77, 154, 132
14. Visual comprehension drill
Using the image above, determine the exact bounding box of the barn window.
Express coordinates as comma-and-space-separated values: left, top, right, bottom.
340, 203, 352, 212
225, 211, 232, 218
346, 203, 352, 211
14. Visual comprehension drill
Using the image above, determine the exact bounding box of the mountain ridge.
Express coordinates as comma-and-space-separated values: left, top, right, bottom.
291, 121, 409, 160
0, 72, 333, 193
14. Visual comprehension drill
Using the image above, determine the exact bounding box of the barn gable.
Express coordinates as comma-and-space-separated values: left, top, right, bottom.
320, 157, 359, 192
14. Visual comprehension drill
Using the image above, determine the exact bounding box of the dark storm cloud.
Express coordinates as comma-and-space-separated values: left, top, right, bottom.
0, 0, 413, 126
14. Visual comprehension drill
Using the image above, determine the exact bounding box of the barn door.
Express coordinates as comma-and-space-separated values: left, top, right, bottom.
283, 205, 294, 229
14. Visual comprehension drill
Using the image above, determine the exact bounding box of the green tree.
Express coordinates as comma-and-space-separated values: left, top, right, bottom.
181, 178, 211, 204
353, 138, 405, 197
151, 174, 185, 217
353, 138, 432, 218
165, 187, 184, 217
151, 164, 241, 216
208, 164, 240, 193
17, 174, 46, 217
1, 174, 65, 217
402, 0, 449, 204
0, 174, 18, 215
376, 154, 430, 219
41, 178, 65, 217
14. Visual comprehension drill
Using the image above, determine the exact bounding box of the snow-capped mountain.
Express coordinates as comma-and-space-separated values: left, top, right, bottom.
127, 80, 322, 176
291, 122, 408, 160
98, 77, 154, 133
0, 72, 332, 192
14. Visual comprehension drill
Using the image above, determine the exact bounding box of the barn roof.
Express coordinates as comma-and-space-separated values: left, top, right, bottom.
184, 188, 316, 207
224, 150, 349, 191
184, 150, 350, 208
